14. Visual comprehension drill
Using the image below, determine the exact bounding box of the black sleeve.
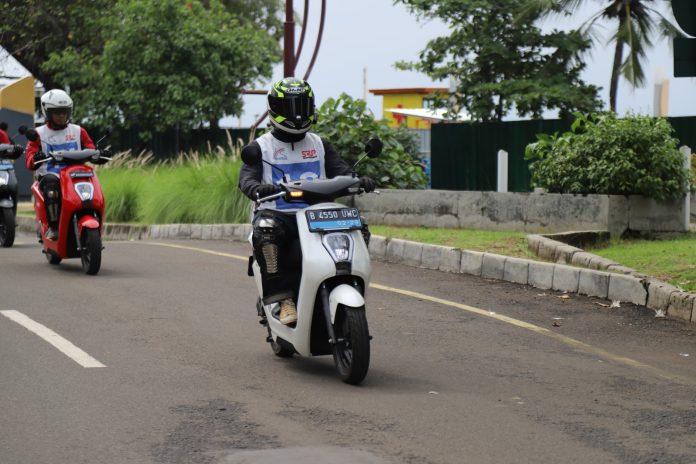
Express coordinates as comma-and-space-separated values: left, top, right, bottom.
323, 140, 353, 178
238, 141, 264, 200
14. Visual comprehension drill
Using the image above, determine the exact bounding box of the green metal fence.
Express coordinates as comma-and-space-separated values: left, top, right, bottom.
431, 116, 696, 192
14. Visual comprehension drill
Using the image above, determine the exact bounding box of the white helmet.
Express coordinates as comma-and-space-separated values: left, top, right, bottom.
40, 89, 73, 122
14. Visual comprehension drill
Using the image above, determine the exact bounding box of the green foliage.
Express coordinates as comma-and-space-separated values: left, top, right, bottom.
395, 0, 603, 121
518, 0, 683, 111
314, 93, 428, 189
98, 151, 250, 224
525, 113, 692, 200
19, 0, 281, 137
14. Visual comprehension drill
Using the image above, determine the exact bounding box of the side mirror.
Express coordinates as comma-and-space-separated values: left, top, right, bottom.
103, 126, 113, 138
24, 128, 39, 141
364, 138, 383, 158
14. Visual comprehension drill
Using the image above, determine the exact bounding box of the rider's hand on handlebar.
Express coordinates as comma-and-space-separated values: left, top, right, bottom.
255, 183, 282, 197
11, 145, 24, 159
359, 176, 376, 193
91, 149, 111, 165
33, 151, 49, 164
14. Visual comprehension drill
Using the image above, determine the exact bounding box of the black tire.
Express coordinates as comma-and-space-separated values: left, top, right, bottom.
0, 208, 15, 247
271, 336, 295, 358
46, 250, 62, 265
80, 228, 102, 275
332, 305, 370, 385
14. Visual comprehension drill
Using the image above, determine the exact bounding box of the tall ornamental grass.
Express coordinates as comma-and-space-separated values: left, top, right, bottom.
97, 148, 252, 224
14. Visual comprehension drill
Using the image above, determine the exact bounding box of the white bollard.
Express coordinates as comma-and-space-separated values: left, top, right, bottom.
680, 146, 691, 227
497, 149, 508, 193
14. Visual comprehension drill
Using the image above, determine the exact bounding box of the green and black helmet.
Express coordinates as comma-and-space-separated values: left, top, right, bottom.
267, 77, 315, 135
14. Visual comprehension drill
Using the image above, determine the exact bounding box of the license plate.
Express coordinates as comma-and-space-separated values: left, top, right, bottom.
306, 207, 362, 232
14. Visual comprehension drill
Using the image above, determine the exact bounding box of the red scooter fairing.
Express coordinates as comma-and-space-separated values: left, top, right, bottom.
31, 150, 107, 275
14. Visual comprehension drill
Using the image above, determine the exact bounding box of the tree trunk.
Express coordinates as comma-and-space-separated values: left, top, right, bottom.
609, 19, 626, 113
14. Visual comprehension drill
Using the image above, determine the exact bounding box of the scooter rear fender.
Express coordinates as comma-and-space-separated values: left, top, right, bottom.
329, 284, 365, 324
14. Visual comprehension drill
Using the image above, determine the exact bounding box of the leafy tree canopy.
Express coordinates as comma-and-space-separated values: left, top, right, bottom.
2, 0, 282, 137
394, 0, 603, 122
314, 94, 428, 189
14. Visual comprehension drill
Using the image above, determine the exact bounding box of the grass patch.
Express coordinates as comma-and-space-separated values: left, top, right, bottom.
369, 225, 535, 259
587, 232, 696, 292
96, 149, 251, 224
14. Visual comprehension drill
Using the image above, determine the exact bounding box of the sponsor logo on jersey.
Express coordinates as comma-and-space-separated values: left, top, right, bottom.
273, 148, 288, 160
302, 149, 317, 159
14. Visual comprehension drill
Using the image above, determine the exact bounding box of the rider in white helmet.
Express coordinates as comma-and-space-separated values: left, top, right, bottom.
25, 89, 103, 241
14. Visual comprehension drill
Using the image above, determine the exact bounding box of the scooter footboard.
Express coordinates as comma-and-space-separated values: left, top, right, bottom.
329, 284, 365, 324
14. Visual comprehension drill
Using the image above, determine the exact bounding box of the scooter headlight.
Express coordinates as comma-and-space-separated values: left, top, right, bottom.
322, 233, 354, 263
74, 182, 94, 201
0, 171, 8, 186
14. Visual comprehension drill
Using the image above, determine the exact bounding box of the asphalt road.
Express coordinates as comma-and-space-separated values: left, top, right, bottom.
1, 232, 696, 464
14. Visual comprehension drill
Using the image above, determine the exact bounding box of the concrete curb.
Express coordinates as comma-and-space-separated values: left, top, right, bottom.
16, 217, 695, 325
528, 233, 695, 324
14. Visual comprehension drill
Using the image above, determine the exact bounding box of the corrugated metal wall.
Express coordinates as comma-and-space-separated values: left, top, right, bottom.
431, 117, 696, 192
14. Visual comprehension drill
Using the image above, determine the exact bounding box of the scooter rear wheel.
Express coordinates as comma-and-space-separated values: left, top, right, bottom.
81, 228, 102, 275
332, 305, 370, 385
0, 208, 15, 247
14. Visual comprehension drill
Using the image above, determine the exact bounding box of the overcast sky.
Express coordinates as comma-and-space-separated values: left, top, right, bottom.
225, 0, 696, 128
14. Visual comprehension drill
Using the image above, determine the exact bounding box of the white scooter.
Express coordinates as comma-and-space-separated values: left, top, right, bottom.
242, 138, 382, 385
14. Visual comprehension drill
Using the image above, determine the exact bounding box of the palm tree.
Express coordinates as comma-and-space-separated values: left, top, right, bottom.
519, 1, 682, 112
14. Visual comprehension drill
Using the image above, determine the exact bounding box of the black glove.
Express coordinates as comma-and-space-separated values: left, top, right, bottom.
99, 149, 112, 158
11, 145, 24, 159
33, 151, 49, 164
359, 176, 376, 193
255, 183, 282, 198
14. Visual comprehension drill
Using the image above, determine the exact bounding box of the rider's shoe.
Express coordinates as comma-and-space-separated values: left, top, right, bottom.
45, 227, 58, 241
279, 298, 297, 325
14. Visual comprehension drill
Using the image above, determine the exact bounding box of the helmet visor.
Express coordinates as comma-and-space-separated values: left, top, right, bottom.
46, 107, 72, 120
270, 95, 314, 123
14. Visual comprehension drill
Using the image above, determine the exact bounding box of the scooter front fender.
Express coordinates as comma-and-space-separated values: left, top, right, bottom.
0, 199, 13, 208
329, 284, 365, 324
77, 215, 100, 238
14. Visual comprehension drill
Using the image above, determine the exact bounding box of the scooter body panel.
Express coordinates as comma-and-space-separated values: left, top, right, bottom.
0, 166, 17, 210
32, 165, 105, 259
329, 284, 365, 324
257, 202, 372, 357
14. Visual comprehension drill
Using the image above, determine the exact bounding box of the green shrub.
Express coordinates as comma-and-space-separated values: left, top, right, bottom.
98, 168, 146, 223
525, 113, 692, 200
314, 93, 427, 189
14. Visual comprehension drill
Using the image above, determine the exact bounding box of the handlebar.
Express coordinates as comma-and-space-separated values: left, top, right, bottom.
34, 149, 110, 166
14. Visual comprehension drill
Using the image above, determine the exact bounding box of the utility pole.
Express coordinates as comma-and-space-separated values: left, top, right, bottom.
284, 0, 296, 78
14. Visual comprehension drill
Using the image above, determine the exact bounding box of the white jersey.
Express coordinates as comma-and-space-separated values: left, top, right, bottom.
35, 123, 84, 177
256, 131, 326, 212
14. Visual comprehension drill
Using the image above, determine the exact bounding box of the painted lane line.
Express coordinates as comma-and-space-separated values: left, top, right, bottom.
129, 241, 691, 384
0, 310, 106, 368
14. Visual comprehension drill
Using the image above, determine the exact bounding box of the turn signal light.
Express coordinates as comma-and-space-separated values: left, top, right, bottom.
289, 191, 304, 198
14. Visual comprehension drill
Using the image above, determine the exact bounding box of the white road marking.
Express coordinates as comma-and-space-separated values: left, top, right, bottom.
0, 310, 106, 368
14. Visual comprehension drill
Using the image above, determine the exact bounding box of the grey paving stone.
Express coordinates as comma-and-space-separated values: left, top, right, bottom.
528, 261, 555, 290
460, 250, 483, 276
554, 245, 582, 264
386, 238, 422, 267
578, 269, 610, 299
552, 264, 580, 293
368, 235, 387, 261
668, 291, 696, 322
438, 247, 462, 274
608, 274, 647, 306
570, 252, 594, 268
481, 253, 506, 280
421, 244, 444, 270
503, 257, 529, 285
646, 280, 679, 312
526, 234, 544, 255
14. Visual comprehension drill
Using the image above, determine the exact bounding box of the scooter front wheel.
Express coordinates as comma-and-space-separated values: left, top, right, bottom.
0, 208, 15, 247
332, 305, 370, 385
81, 228, 102, 275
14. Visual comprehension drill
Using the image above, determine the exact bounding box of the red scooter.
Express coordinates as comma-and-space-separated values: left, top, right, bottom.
23, 128, 111, 275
